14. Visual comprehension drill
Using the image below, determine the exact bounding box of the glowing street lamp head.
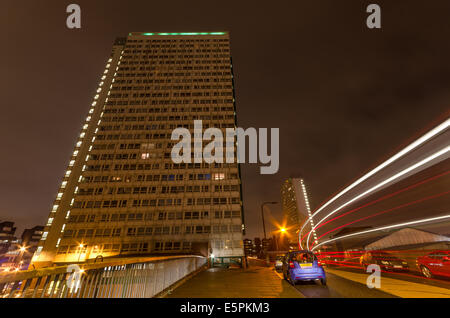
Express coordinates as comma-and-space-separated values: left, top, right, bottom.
19, 246, 26, 252
79, 244, 84, 248
280, 227, 287, 233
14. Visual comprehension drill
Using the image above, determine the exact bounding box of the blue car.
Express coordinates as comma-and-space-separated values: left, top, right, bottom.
282, 250, 326, 285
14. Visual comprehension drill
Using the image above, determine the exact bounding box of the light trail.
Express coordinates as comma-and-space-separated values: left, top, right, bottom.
298, 118, 450, 247
301, 171, 449, 242
312, 190, 450, 244
306, 145, 450, 249
311, 214, 450, 251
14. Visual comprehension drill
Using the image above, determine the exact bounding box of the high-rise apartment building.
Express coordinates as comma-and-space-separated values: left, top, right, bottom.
33, 32, 244, 266
280, 178, 317, 244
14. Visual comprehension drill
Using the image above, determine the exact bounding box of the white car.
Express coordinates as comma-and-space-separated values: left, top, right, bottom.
274, 256, 283, 271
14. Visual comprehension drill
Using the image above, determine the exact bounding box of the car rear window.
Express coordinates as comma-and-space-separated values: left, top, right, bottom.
290, 252, 316, 263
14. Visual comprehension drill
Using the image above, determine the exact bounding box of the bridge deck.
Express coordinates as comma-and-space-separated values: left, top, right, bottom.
167, 266, 303, 298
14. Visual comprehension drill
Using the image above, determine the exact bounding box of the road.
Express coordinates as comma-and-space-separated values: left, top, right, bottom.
274, 265, 450, 298
166, 263, 450, 298
273, 269, 396, 298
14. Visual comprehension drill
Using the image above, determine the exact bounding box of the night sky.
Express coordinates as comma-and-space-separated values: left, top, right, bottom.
2, 1, 450, 238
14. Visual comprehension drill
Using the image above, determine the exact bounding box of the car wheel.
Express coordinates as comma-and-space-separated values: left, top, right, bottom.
288, 272, 295, 285
421, 265, 433, 278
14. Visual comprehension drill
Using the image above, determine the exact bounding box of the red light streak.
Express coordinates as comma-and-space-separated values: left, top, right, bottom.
314, 190, 450, 243
301, 171, 449, 243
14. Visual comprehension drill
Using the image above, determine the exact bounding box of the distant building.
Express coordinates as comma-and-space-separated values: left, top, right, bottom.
0, 225, 44, 272
281, 178, 316, 244
254, 237, 262, 257
20, 226, 44, 269
261, 238, 272, 254
243, 239, 253, 256
0, 221, 16, 257
0, 239, 21, 272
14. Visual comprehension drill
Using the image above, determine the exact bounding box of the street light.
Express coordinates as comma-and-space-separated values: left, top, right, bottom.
260, 201, 278, 240
17, 246, 27, 270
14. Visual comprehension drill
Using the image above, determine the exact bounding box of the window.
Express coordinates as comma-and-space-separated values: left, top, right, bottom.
213, 173, 225, 180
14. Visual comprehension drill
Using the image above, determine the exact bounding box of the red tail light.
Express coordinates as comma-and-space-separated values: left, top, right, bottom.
289, 261, 295, 268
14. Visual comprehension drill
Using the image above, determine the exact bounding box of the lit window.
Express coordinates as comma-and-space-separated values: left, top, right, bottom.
57, 192, 63, 199
69, 160, 75, 166
41, 232, 48, 240
65, 171, 71, 177
35, 246, 43, 256
52, 205, 58, 212
141, 153, 150, 159
213, 173, 225, 180
47, 218, 54, 226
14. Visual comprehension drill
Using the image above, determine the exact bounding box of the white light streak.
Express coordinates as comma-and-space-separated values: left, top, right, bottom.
299, 118, 450, 246
307, 145, 450, 248
311, 214, 450, 251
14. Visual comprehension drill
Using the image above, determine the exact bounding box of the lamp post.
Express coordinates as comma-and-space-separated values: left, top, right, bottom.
17, 246, 26, 270
260, 201, 277, 262
261, 201, 278, 240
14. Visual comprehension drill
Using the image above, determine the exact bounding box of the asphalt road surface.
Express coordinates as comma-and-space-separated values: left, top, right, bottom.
274, 266, 450, 297
274, 270, 396, 298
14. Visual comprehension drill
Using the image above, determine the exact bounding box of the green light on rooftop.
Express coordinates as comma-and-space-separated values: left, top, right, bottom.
136, 32, 227, 36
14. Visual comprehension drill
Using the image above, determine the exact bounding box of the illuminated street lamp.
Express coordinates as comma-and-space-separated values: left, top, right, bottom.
17, 246, 27, 270
275, 227, 287, 251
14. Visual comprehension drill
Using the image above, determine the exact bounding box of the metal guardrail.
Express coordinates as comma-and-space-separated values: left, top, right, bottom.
0, 255, 206, 298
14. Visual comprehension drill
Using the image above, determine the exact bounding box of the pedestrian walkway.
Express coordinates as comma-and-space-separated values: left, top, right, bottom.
326, 268, 450, 298
167, 266, 303, 298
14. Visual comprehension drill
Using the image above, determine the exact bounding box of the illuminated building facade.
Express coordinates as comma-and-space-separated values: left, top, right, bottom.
280, 178, 317, 244
33, 32, 244, 266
